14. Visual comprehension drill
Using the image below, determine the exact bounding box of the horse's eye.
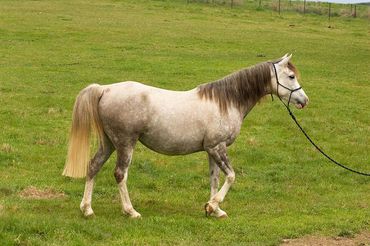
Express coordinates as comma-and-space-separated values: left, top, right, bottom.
289, 75, 295, 79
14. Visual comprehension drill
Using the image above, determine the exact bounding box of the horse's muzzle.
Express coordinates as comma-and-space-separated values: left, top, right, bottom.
295, 97, 309, 109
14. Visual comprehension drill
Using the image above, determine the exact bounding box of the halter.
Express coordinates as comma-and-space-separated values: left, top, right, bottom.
270, 62, 302, 108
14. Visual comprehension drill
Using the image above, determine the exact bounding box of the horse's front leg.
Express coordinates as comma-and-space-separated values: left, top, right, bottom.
208, 153, 228, 218
205, 143, 235, 218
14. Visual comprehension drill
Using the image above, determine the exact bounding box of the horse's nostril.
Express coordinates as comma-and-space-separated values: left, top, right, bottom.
299, 96, 309, 106
295, 97, 308, 109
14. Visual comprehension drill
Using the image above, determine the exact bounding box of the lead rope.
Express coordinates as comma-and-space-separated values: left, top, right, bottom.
283, 100, 370, 176
271, 63, 370, 177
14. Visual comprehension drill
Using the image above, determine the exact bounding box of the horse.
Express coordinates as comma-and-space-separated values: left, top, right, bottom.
63, 54, 309, 218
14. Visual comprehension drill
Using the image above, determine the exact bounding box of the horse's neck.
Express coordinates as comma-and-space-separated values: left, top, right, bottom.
239, 99, 260, 119
239, 83, 270, 119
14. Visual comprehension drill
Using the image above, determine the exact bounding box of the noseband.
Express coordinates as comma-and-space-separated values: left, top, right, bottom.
270, 62, 302, 108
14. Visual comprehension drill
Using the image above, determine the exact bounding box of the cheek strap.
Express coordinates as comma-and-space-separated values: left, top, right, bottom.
270, 62, 301, 108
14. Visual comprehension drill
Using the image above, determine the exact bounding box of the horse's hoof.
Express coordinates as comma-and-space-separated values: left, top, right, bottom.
204, 202, 216, 217
84, 213, 95, 219
125, 208, 141, 219
218, 213, 228, 219
81, 205, 94, 217
212, 208, 228, 219
129, 211, 142, 219
83, 209, 95, 218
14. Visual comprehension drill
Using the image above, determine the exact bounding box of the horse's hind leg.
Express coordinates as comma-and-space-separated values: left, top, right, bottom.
80, 135, 114, 217
114, 139, 141, 218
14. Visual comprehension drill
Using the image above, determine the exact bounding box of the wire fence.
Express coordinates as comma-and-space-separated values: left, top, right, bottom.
187, 0, 370, 19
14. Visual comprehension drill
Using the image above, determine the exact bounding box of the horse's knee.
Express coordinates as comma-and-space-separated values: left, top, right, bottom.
114, 167, 125, 183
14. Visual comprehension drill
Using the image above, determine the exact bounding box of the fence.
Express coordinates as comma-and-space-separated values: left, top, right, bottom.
186, 0, 370, 19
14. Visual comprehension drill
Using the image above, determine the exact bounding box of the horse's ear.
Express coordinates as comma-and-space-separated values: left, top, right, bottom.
281, 53, 289, 59
279, 54, 292, 66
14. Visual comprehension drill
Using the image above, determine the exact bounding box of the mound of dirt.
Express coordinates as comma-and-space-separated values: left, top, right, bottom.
281, 231, 370, 246
19, 186, 65, 199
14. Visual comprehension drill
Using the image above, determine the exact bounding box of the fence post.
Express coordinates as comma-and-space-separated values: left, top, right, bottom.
278, 0, 281, 15
303, 0, 306, 14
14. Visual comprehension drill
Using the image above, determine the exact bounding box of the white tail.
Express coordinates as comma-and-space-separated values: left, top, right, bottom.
62, 84, 105, 178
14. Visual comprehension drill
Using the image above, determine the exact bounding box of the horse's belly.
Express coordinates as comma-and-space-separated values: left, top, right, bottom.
139, 131, 204, 155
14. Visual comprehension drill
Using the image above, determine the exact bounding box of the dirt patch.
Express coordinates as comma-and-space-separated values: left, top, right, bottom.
19, 186, 66, 199
281, 231, 370, 246
34, 138, 58, 146
0, 143, 14, 153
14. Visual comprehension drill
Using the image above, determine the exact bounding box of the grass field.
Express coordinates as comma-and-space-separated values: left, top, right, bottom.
0, 0, 369, 245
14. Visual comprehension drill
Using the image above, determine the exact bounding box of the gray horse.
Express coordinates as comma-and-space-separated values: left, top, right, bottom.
63, 54, 309, 218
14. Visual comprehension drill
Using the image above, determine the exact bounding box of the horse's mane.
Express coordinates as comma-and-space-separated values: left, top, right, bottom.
197, 61, 299, 114
197, 62, 272, 114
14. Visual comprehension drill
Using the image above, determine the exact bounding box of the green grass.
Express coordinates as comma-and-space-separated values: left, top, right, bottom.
0, 0, 369, 245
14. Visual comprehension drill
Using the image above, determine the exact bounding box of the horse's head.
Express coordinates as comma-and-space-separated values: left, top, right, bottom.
271, 54, 309, 109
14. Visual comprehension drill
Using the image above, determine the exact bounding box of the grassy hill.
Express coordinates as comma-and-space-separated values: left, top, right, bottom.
0, 0, 369, 245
